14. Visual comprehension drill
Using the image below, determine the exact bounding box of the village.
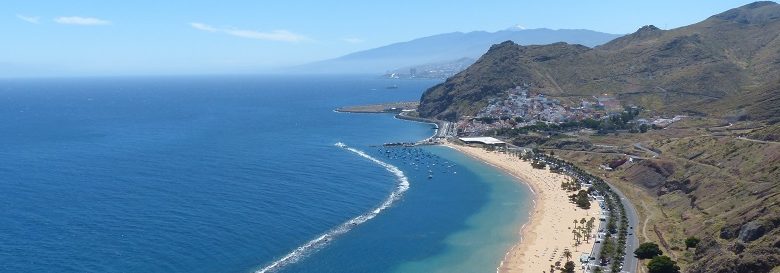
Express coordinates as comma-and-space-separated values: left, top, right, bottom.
455, 86, 684, 136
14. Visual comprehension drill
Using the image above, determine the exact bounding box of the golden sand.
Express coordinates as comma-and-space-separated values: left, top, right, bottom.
444, 143, 600, 273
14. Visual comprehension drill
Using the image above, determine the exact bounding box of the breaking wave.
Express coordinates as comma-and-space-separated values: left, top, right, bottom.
256, 142, 410, 273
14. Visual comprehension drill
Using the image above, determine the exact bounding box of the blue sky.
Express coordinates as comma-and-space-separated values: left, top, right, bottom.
2, 0, 759, 77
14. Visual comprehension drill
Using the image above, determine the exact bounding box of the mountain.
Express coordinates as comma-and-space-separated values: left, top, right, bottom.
418, 1, 780, 122
418, 2, 780, 273
291, 28, 621, 74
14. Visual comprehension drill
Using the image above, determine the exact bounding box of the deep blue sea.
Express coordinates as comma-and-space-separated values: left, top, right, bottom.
0, 75, 531, 273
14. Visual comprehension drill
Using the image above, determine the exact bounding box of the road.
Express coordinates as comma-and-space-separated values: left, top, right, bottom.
435, 121, 454, 138
606, 181, 641, 273
583, 186, 639, 273
633, 143, 659, 158
585, 213, 606, 272
411, 120, 453, 145
545, 157, 640, 273
735, 136, 778, 144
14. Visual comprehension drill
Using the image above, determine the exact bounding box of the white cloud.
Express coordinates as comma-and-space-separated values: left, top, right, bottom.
17, 14, 41, 24
342, 37, 364, 44
225, 29, 307, 42
190, 22, 217, 32
190, 22, 308, 43
54, 16, 111, 26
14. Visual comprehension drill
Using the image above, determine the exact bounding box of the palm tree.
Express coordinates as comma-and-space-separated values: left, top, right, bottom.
573, 219, 578, 229
577, 230, 582, 245
572, 229, 581, 245
563, 249, 572, 262
583, 226, 590, 243
585, 218, 596, 243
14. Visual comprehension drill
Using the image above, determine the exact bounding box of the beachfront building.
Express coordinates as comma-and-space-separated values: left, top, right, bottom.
459, 137, 507, 150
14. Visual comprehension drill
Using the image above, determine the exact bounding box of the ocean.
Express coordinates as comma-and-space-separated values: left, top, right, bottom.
0, 75, 531, 273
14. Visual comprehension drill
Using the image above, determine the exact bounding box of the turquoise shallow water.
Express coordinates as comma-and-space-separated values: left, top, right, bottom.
0, 75, 531, 273
389, 146, 531, 273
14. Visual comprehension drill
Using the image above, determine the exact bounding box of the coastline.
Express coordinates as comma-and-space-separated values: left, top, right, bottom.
443, 142, 601, 273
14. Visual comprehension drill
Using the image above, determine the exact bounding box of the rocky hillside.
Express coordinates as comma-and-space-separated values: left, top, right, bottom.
551, 131, 780, 273
418, 1, 780, 122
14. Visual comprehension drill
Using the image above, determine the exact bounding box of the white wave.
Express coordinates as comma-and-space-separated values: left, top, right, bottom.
256, 143, 410, 273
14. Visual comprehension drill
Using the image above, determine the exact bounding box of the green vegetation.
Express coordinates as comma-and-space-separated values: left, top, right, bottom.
560, 178, 581, 192
634, 242, 663, 259
569, 217, 596, 247
563, 261, 576, 273
568, 190, 591, 209
647, 255, 681, 273
640, 123, 650, 133
684, 237, 700, 249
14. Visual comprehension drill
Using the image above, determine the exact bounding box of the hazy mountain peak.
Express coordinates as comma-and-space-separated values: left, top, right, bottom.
291, 28, 620, 74
505, 24, 527, 31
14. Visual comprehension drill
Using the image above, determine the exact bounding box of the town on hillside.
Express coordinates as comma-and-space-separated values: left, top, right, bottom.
456, 86, 685, 136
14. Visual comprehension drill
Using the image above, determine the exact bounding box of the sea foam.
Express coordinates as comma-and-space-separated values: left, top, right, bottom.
256, 143, 410, 273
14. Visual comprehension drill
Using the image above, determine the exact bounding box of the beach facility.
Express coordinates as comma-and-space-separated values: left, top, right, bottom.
458, 137, 507, 150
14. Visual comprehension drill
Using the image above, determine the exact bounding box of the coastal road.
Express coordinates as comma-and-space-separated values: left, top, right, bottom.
434, 121, 454, 139
606, 182, 641, 273
586, 215, 606, 272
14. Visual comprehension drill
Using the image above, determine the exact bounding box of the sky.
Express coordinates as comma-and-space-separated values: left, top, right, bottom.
2, 0, 760, 77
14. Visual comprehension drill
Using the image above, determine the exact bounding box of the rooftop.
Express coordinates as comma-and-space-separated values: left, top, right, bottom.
459, 137, 506, 145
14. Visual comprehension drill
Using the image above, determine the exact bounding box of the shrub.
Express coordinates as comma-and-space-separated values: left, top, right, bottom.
685, 236, 700, 249
647, 255, 680, 273
634, 242, 663, 259
563, 261, 576, 273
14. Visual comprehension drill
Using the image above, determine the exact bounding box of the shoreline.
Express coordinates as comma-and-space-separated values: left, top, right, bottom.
443, 142, 601, 273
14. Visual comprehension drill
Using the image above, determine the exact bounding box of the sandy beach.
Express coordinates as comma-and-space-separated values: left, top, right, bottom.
444, 143, 601, 273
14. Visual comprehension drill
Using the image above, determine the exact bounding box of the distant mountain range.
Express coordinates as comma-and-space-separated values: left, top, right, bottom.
419, 1, 780, 123
290, 28, 621, 75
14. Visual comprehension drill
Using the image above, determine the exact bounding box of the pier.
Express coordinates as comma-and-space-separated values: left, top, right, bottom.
336, 101, 455, 147
335, 102, 419, 113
